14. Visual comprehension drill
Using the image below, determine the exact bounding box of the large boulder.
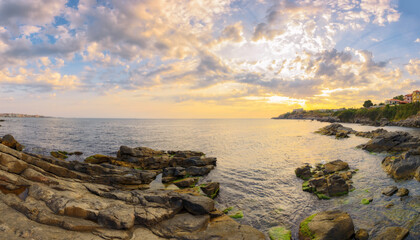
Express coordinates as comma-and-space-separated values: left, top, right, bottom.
1, 134, 24, 151
315, 124, 355, 137
299, 210, 354, 240
382, 152, 420, 180
324, 160, 349, 173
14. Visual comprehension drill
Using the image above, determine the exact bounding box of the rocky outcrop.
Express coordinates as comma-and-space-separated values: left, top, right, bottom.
1, 134, 24, 151
382, 150, 420, 180
359, 131, 420, 153
315, 123, 355, 139
298, 210, 354, 240
296, 160, 356, 199
0, 136, 263, 239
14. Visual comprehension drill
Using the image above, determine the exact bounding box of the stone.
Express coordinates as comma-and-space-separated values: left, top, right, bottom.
0, 152, 28, 174
396, 188, 409, 197
200, 182, 220, 199
98, 206, 135, 230
1, 135, 24, 151
327, 174, 349, 196
372, 227, 409, 240
355, 229, 369, 240
151, 213, 210, 237
50, 151, 68, 160
295, 164, 313, 180
324, 160, 349, 172
186, 165, 214, 176
382, 153, 420, 180
84, 154, 115, 164
178, 194, 215, 215
315, 124, 355, 136
173, 177, 198, 188
382, 186, 398, 196
299, 210, 354, 240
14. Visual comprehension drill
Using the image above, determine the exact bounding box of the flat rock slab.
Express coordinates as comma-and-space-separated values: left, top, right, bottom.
382, 186, 398, 196
372, 227, 409, 240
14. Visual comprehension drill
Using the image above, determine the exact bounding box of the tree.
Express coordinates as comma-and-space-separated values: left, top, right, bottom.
393, 95, 404, 101
363, 100, 373, 108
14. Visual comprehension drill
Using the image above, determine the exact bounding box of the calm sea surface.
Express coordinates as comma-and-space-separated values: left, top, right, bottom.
0, 118, 419, 239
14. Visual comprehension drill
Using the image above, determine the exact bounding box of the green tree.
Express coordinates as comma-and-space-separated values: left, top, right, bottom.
363, 100, 373, 108
393, 95, 404, 101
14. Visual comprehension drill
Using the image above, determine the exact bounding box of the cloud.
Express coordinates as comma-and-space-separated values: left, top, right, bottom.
406, 59, 420, 76
415, 38, 420, 43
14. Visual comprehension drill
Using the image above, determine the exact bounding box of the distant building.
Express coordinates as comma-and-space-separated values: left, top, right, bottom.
413, 90, 420, 103
404, 94, 413, 103
385, 99, 403, 105
292, 108, 304, 113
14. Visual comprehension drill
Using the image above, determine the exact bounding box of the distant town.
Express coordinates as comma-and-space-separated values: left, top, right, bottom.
291, 89, 420, 113
0, 113, 48, 118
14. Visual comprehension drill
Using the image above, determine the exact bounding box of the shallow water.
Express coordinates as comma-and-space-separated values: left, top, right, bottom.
0, 118, 419, 238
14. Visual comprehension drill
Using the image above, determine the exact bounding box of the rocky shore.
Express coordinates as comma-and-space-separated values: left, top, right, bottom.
274, 113, 420, 128
316, 123, 420, 181
0, 134, 265, 240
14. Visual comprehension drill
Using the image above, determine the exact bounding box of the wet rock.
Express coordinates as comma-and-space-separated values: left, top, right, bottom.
327, 174, 349, 196
315, 123, 356, 137
360, 131, 420, 153
1, 134, 24, 151
382, 186, 398, 196
295, 164, 313, 180
200, 182, 220, 199
173, 177, 198, 188
355, 128, 388, 138
50, 151, 69, 160
84, 154, 115, 164
396, 188, 409, 197
299, 210, 354, 240
372, 226, 409, 240
324, 159, 349, 173
355, 229, 369, 240
186, 165, 214, 176
382, 152, 420, 180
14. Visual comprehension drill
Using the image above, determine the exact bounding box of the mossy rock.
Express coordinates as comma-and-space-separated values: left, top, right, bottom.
302, 181, 313, 192
50, 151, 68, 160
268, 226, 292, 240
299, 213, 317, 239
361, 198, 370, 205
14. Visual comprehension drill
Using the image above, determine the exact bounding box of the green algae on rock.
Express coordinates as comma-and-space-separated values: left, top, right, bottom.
268, 226, 291, 240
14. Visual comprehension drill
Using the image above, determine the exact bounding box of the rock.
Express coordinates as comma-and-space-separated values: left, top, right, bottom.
295, 164, 313, 180
356, 128, 388, 138
355, 229, 369, 240
299, 210, 354, 240
1, 134, 24, 151
177, 194, 215, 215
372, 227, 409, 240
151, 213, 210, 237
382, 152, 420, 180
0, 152, 28, 174
200, 182, 220, 199
315, 123, 355, 136
382, 186, 398, 196
98, 206, 135, 230
385, 203, 394, 208
84, 154, 115, 164
361, 131, 420, 153
186, 165, 214, 176
327, 174, 349, 196
172, 177, 198, 188
50, 151, 68, 160
268, 226, 291, 240
396, 188, 409, 197
325, 160, 349, 172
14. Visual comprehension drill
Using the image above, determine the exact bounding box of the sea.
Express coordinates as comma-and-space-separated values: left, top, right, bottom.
0, 118, 419, 239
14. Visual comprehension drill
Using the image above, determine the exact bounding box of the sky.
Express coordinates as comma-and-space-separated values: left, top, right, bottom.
0, 0, 420, 118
